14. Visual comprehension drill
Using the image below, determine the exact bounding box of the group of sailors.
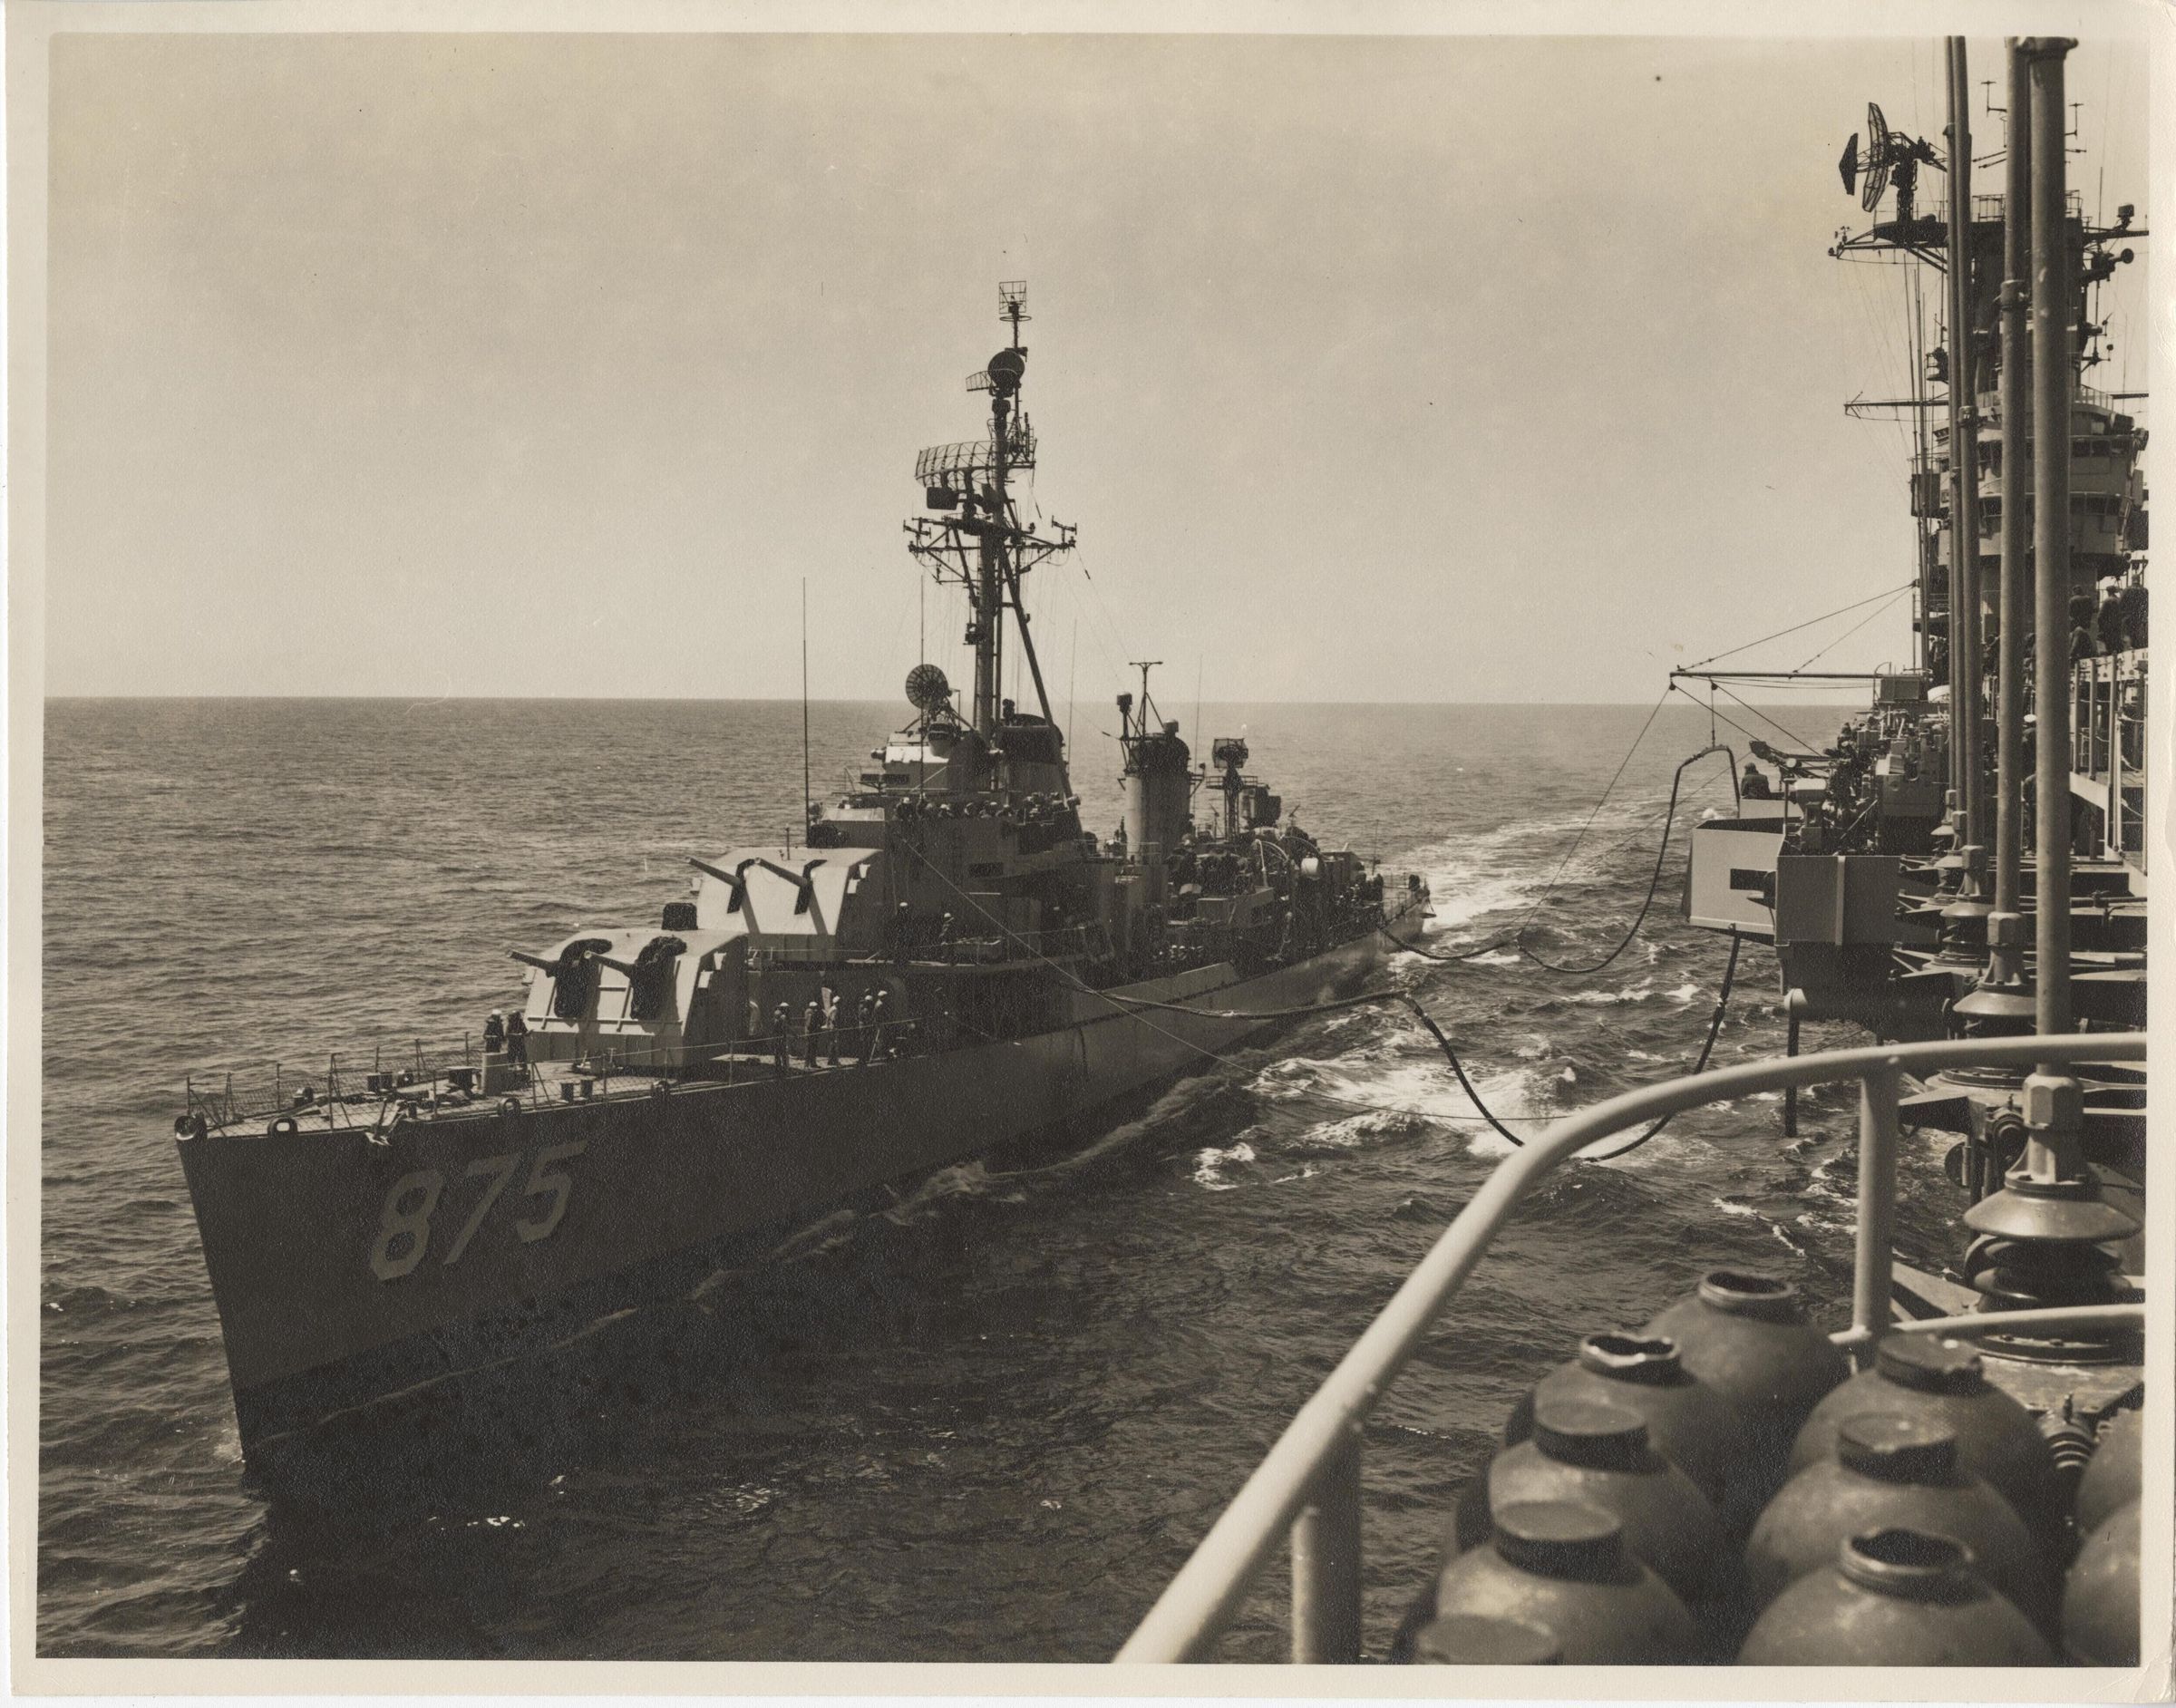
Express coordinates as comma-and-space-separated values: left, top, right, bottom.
2072, 577, 2150, 662
481, 1007, 529, 1066
1925, 575, 2149, 684
765, 985, 897, 1072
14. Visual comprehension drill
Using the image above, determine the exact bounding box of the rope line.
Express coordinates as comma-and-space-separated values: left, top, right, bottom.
884, 732, 1744, 1152
888, 841, 1555, 1129
1793, 587, 1913, 674
1679, 582, 1915, 672
1512, 742, 1735, 976
1403, 690, 1680, 966
1707, 679, 1820, 753
1671, 682, 1768, 752
1404, 929, 1744, 1154
1579, 928, 1742, 1160
1517, 687, 1671, 936
1404, 738, 1737, 975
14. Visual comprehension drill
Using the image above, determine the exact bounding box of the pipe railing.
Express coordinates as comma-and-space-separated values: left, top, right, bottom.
1116, 1029, 2147, 1664
183, 1017, 939, 1133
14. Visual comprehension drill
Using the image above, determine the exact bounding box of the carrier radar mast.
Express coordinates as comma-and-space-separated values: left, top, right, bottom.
904, 281, 1078, 760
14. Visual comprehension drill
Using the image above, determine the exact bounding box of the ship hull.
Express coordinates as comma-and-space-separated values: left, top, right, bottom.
179, 902, 1430, 1453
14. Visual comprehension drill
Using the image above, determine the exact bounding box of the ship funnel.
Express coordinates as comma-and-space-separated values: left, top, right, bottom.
1122, 721, 1193, 854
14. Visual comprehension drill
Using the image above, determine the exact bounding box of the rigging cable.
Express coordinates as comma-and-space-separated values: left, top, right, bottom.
1792, 587, 1913, 674
1678, 581, 1914, 673
889, 833, 1550, 1129
1706, 678, 1821, 753
1400, 735, 1739, 975
1399, 687, 1674, 964
1519, 686, 1671, 931
887, 782, 1742, 1153
1670, 681, 1774, 752
1512, 742, 1737, 975
1402, 928, 1744, 1155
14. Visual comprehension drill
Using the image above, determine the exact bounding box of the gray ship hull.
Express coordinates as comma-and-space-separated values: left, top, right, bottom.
179, 903, 1430, 1451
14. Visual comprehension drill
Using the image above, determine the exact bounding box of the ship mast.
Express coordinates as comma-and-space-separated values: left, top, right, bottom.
976, 288, 1026, 736
905, 282, 1078, 768
1943, 35, 1987, 924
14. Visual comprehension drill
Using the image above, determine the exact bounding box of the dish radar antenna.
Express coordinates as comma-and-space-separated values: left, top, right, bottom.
1838, 102, 1940, 225
905, 662, 955, 722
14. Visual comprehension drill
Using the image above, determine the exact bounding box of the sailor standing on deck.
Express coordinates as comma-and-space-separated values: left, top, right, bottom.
855, 988, 878, 1063
505, 1010, 529, 1068
772, 1002, 792, 1073
824, 987, 843, 1067
482, 1010, 506, 1055
869, 989, 891, 1062
802, 995, 824, 1069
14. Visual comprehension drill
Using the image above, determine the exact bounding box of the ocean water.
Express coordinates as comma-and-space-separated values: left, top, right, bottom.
39, 695, 1948, 1661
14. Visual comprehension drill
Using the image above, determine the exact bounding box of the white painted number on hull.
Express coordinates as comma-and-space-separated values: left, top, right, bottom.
369, 1140, 589, 1282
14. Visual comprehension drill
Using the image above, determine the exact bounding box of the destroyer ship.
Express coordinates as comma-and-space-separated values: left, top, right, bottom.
1123, 36, 2152, 1671
173, 283, 1432, 1455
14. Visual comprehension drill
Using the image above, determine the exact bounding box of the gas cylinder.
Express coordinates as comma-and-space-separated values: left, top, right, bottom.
1411, 1614, 1560, 1665
1450, 1473, 1492, 1554
1509, 1333, 1760, 1527
1789, 1335, 2059, 1541
2072, 1408, 2142, 1543
1431, 1500, 1701, 1664
1475, 1399, 1729, 1608
1642, 1269, 1848, 1507
2062, 1499, 2140, 1666
1738, 1528, 2054, 1665
1745, 1412, 2055, 1635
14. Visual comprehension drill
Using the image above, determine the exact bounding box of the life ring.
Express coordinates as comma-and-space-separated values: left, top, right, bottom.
267, 1114, 300, 1136
499, 1096, 522, 1119
174, 1112, 208, 1140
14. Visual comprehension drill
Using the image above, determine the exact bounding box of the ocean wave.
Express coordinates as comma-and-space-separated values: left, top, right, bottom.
1554, 979, 1656, 1006
1191, 1140, 1257, 1191
880, 1162, 992, 1223
1292, 1108, 1438, 1151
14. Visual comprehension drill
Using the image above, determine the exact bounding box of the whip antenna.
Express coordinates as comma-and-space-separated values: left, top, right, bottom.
800, 578, 811, 856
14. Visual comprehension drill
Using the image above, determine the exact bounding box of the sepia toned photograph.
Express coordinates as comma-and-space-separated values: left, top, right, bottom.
13, 0, 2169, 1689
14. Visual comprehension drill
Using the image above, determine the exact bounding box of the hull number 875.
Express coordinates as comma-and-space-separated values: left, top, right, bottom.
370, 1141, 588, 1282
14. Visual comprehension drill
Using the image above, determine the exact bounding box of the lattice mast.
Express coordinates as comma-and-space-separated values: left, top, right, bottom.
903, 283, 1078, 757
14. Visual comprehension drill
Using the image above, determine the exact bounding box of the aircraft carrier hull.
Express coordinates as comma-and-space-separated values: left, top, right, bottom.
179, 901, 1430, 1454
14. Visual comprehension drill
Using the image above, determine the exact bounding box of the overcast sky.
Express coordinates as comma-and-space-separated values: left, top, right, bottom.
45, 26, 2150, 704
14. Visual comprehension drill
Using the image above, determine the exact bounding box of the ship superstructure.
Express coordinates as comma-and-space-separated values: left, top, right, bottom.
1677, 37, 2151, 1404
1124, 35, 2152, 1673
1681, 59, 2148, 1048
172, 285, 1432, 1455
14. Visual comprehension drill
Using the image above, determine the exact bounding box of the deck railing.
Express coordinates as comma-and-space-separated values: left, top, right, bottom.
182, 1018, 933, 1131
1116, 1030, 2149, 1664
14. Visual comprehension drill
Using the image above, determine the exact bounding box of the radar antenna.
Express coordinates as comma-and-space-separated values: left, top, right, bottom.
905, 662, 954, 718
902, 282, 1078, 755
1862, 102, 1897, 213
1839, 102, 1940, 228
